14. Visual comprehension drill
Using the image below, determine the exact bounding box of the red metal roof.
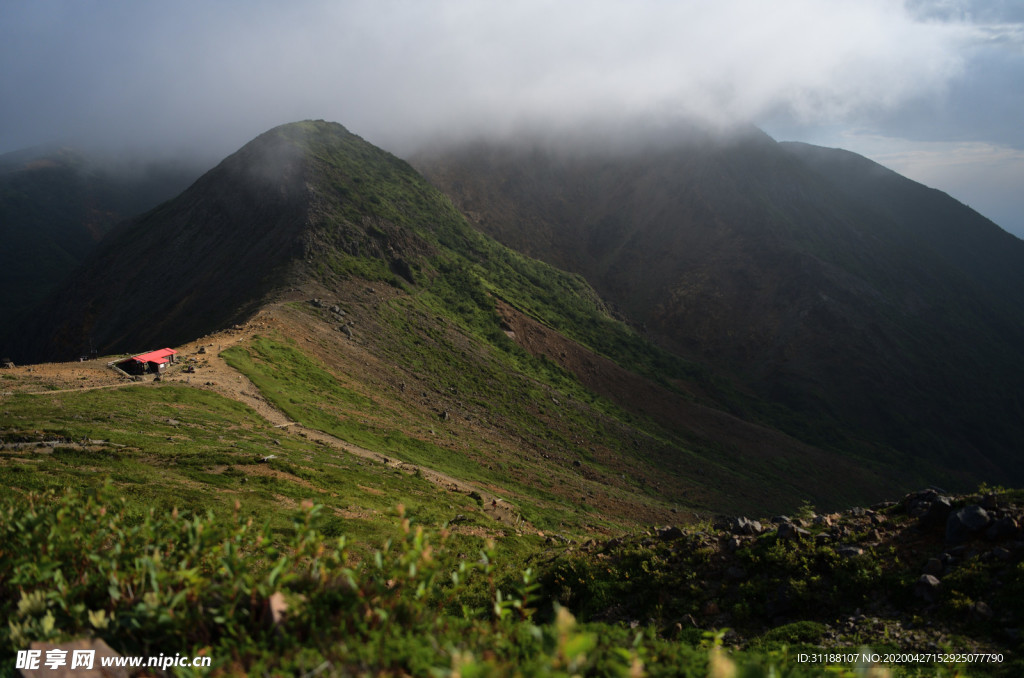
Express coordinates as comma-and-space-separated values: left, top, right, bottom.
131, 348, 177, 364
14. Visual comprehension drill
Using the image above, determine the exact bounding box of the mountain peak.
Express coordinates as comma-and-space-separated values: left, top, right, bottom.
9, 120, 436, 361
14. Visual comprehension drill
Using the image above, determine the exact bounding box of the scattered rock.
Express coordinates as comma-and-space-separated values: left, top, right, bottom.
970, 601, 993, 622
836, 545, 864, 557
915, 496, 955, 530
603, 537, 624, 551
985, 516, 1018, 540
980, 493, 1000, 510
923, 557, 944, 576
657, 525, 684, 541
946, 505, 991, 544
777, 522, 810, 541
731, 517, 762, 535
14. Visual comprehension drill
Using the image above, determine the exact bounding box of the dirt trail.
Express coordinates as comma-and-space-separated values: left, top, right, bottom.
2, 314, 524, 527
284, 425, 523, 525
171, 317, 524, 525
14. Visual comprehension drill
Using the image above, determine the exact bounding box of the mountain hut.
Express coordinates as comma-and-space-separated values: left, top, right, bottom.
118, 348, 178, 375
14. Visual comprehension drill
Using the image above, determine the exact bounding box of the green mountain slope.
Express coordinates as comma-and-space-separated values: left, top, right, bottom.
5, 120, 923, 517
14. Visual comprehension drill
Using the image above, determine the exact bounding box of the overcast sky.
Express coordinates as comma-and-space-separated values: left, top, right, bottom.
2, 0, 1022, 236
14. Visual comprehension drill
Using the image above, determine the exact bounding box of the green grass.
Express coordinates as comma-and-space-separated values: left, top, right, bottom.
220, 327, 708, 534
222, 336, 491, 480
0, 383, 483, 545
3, 484, 1005, 677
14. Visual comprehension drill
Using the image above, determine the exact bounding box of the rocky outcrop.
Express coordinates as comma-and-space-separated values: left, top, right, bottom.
557, 488, 1024, 654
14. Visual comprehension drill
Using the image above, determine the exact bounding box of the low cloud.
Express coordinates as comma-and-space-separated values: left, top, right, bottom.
0, 0, 980, 158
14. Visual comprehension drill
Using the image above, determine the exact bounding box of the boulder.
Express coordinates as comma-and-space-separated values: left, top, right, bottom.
905, 489, 940, 517
657, 525, 684, 541
946, 505, 991, 544
731, 516, 762, 535
777, 522, 810, 541
918, 495, 954, 528
985, 516, 1018, 540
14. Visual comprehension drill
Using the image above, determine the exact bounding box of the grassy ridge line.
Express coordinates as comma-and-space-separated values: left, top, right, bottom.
296, 120, 715, 397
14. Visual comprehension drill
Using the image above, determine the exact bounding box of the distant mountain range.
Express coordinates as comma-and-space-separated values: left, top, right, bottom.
4, 119, 1023, 512
0, 146, 201, 344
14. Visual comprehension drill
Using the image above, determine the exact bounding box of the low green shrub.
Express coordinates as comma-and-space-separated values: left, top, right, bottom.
3, 486, 977, 676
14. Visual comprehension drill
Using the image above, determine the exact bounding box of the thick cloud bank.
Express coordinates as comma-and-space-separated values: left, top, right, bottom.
0, 1, 979, 152
2, 0, 1022, 234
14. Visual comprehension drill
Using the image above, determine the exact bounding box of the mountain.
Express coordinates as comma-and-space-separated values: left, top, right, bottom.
0, 146, 200, 341
2, 120, 1021, 674
412, 128, 1024, 484
5, 120, 925, 517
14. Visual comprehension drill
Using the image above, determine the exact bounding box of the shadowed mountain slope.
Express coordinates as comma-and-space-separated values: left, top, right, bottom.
0, 147, 199, 345
412, 129, 1024, 483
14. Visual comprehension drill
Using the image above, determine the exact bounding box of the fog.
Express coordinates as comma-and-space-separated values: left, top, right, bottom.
2, 0, 1022, 235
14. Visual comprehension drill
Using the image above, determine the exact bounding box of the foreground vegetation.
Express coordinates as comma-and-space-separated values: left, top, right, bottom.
2, 352, 1019, 675
2, 482, 1020, 676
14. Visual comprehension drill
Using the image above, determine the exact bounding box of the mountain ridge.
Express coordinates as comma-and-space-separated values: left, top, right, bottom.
412, 129, 1024, 484
3, 120, 1022, 677
3, 119, 944, 517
